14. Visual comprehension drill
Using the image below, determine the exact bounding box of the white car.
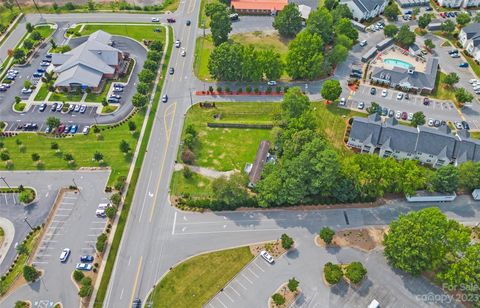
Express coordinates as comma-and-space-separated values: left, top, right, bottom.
267, 81, 277, 86
381, 89, 387, 97
181, 48, 186, 57
339, 97, 346, 106
469, 79, 477, 84
151, 17, 160, 22
8, 69, 18, 75
21, 88, 32, 94
357, 101, 365, 109
59, 248, 71, 262
76, 263, 93, 271
455, 121, 463, 129
96, 209, 106, 217
396, 92, 403, 100
82, 126, 90, 135
395, 111, 402, 119
408, 112, 413, 121
175, 40, 181, 48
428, 118, 434, 126
260, 250, 274, 264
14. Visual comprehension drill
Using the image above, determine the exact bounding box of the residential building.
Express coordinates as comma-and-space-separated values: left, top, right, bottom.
347, 114, 480, 167
52, 30, 124, 92
436, 0, 479, 8
459, 23, 480, 61
230, 0, 288, 14
396, 0, 429, 8
341, 0, 388, 21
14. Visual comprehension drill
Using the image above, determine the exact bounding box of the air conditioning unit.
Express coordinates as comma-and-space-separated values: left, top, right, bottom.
407, 69, 414, 74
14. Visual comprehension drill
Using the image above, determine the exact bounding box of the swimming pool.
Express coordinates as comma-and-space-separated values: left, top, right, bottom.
384, 58, 413, 69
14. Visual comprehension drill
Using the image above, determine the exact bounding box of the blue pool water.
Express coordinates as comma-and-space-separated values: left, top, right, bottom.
384, 58, 413, 69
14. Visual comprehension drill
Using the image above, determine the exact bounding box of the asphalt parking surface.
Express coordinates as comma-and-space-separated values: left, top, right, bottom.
208, 255, 274, 308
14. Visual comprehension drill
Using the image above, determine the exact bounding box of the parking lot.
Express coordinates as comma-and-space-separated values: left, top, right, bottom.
345, 84, 468, 127
32, 189, 109, 271
207, 255, 279, 308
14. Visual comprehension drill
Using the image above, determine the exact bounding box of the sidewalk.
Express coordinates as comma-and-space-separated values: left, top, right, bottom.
174, 163, 235, 179
0, 217, 15, 266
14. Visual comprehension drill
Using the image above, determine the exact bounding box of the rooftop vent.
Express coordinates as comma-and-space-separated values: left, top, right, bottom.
407, 69, 414, 74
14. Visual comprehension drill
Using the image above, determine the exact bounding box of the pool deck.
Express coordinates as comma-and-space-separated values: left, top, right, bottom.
370, 47, 427, 73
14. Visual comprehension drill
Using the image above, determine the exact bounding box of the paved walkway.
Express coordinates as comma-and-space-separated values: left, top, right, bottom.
0, 217, 15, 266
174, 163, 236, 179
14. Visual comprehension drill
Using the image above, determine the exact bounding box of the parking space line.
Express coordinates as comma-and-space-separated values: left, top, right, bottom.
84, 241, 96, 244
252, 262, 265, 272
63, 196, 77, 200
235, 280, 247, 290
241, 273, 253, 284
60, 202, 75, 205
227, 286, 240, 296
222, 290, 234, 303
57, 208, 72, 211
42, 240, 58, 243
91, 221, 105, 224
247, 268, 259, 278
32, 261, 48, 264
87, 234, 98, 237
216, 298, 228, 308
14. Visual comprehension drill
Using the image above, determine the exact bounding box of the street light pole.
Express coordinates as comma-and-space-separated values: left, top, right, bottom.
24, 217, 34, 230
0, 177, 12, 189
72, 178, 78, 189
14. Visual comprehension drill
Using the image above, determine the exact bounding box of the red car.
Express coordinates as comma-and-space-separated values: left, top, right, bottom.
401, 112, 408, 120
440, 12, 445, 18
56, 124, 65, 134
167, 18, 176, 23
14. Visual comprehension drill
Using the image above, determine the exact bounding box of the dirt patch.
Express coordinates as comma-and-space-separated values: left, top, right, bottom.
250, 240, 287, 258
315, 227, 388, 252
268, 283, 301, 308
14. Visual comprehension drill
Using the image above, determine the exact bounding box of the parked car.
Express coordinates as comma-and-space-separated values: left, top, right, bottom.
455, 121, 463, 129
110, 94, 121, 99
79, 104, 87, 113
57, 124, 65, 134
6, 75, 15, 80
70, 125, 78, 134
68, 104, 75, 112
0, 85, 7, 92
113, 83, 124, 88
260, 250, 274, 264
423, 97, 430, 105
408, 112, 413, 121
21, 88, 32, 95
339, 97, 346, 106
73, 104, 80, 112
113, 87, 123, 92
76, 263, 93, 271
175, 40, 181, 48
51, 103, 58, 111
469, 79, 478, 84
82, 126, 90, 135
37, 68, 46, 73
56, 102, 63, 112
186, 20, 191, 26
181, 48, 186, 57
64, 124, 71, 133
59, 248, 71, 262
405, 93, 409, 100
425, 6, 433, 11
382, 107, 388, 116
8, 69, 18, 75
46, 53, 52, 59
45, 126, 51, 133
167, 18, 176, 23
2, 83, 10, 88
33, 72, 43, 77
169, 67, 174, 75
459, 62, 469, 68
370, 87, 376, 95
132, 298, 142, 308
151, 17, 160, 22
108, 97, 120, 104
462, 121, 470, 130
267, 81, 277, 86
40, 61, 50, 67
434, 119, 441, 127
451, 54, 460, 58
428, 118, 434, 126
162, 94, 168, 103
401, 111, 408, 120
448, 49, 458, 55
388, 109, 395, 117
359, 40, 367, 47
357, 101, 365, 109
396, 92, 403, 100
80, 255, 94, 263
381, 89, 387, 97
395, 111, 402, 119
39, 103, 47, 112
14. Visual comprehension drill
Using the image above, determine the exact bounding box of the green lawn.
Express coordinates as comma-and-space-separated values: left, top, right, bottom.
14, 103, 26, 111
148, 246, 254, 308
48, 91, 83, 102
430, 72, 456, 101
78, 24, 166, 44
119, 59, 134, 82
194, 32, 290, 81
170, 171, 213, 198
462, 51, 480, 79
86, 80, 112, 103
181, 102, 279, 171
0, 110, 144, 184
101, 104, 118, 113
0, 7, 19, 30
198, 0, 218, 28
34, 83, 49, 101
35, 24, 55, 39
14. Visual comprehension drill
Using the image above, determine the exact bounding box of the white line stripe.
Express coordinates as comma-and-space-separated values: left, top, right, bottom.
222, 290, 234, 303
32, 261, 49, 264
241, 273, 253, 284
253, 262, 265, 272
228, 286, 240, 296
60, 202, 75, 205
172, 211, 177, 235
247, 268, 259, 278
55, 214, 69, 217
174, 228, 285, 235
235, 280, 247, 290
216, 298, 227, 308
57, 208, 73, 211
84, 241, 96, 243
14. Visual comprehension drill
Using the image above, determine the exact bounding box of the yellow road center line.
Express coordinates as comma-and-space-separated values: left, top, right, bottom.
129, 256, 143, 307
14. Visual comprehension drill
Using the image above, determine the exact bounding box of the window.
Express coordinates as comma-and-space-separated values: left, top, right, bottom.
429, 154, 434, 158
426, 159, 431, 163
407, 153, 412, 157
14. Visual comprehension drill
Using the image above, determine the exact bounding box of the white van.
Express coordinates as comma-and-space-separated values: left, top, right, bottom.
98, 203, 110, 210
96, 209, 106, 218
360, 40, 367, 47
368, 299, 380, 308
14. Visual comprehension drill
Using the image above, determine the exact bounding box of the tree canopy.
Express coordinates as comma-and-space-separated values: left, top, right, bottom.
273, 3, 303, 37
286, 31, 324, 80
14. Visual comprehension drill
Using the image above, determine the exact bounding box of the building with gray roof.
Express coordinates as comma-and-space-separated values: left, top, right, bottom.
459, 23, 480, 62
52, 30, 124, 91
347, 116, 480, 167
341, 0, 388, 21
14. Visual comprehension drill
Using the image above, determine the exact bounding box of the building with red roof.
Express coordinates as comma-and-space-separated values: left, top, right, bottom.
231, 0, 288, 14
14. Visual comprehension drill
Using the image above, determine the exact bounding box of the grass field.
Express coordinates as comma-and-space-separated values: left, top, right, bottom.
101, 104, 118, 113
462, 51, 480, 79
0, 7, 19, 30
170, 170, 213, 198
431, 72, 456, 101
194, 32, 290, 81
86, 80, 112, 103
49, 91, 83, 102
35, 24, 55, 39
78, 24, 166, 44
181, 102, 279, 171
148, 246, 253, 308
0, 109, 144, 184
34, 83, 49, 101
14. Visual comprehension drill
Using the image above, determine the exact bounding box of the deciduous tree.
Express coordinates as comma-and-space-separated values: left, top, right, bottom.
286, 31, 324, 80
410, 111, 425, 127
456, 12, 471, 26
444, 72, 459, 88
319, 227, 335, 244
208, 42, 244, 81
321, 79, 342, 101
335, 18, 358, 41
418, 14, 432, 29
259, 49, 284, 81
328, 44, 348, 66
210, 10, 232, 46
384, 3, 400, 21
272, 3, 303, 37
306, 7, 333, 43
430, 165, 459, 193
395, 25, 415, 47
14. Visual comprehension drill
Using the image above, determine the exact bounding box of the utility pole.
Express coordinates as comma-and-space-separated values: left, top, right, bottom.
24, 217, 34, 230
0, 177, 12, 189
30, 0, 43, 20
189, 88, 193, 106
72, 178, 78, 189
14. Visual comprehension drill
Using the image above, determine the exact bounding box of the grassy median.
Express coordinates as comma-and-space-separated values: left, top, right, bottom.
78, 24, 166, 44
148, 246, 254, 308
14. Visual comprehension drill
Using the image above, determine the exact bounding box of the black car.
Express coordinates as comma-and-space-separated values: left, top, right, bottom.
370, 87, 376, 95
132, 298, 141, 308
186, 20, 191, 26
350, 73, 362, 78
405, 93, 409, 100
462, 121, 470, 130
351, 69, 362, 75
434, 120, 441, 127
169, 67, 174, 75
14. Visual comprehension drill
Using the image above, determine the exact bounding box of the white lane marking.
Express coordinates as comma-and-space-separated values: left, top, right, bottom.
223, 290, 234, 303
216, 298, 227, 308
247, 268, 259, 278
175, 228, 285, 235
241, 273, 253, 284
128, 256, 131, 266
60, 202, 75, 205
183, 215, 187, 221
253, 262, 265, 273
228, 286, 240, 296
171, 211, 177, 235
120, 288, 124, 300
138, 170, 154, 223
235, 280, 247, 290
